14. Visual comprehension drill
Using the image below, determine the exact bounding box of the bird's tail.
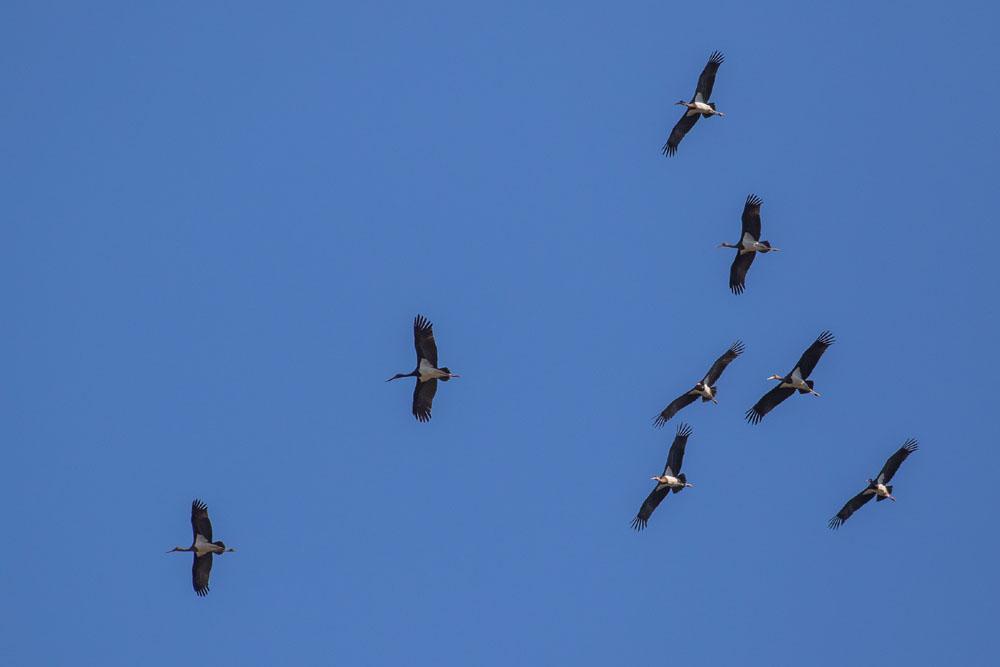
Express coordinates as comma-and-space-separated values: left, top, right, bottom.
876, 485, 893, 501
439, 367, 452, 382
672, 473, 687, 493
797, 380, 815, 394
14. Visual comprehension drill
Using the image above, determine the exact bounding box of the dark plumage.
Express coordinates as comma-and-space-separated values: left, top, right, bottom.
663, 51, 725, 157
632, 423, 694, 531
722, 194, 779, 294
167, 499, 235, 597
829, 439, 918, 529
387, 315, 459, 422
654, 341, 744, 427
746, 331, 834, 424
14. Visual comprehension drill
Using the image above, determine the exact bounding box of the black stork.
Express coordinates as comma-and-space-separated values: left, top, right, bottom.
167, 499, 236, 597
663, 51, 725, 157
746, 331, 835, 424
654, 341, 744, 427
720, 194, 780, 294
386, 314, 459, 422
632, 423, 695, 531
829, 439, 919, 529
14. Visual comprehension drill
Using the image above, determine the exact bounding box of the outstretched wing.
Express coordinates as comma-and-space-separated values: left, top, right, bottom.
703, 341, 744, 385
828, 490, 875, 529
729, 252, 755, 295
665, 423, 693, 476
793, 330, 835, 379
191, 499, 212, 542
693, 51, 725, 102
653, 392, 698, 428
413, 315, 438, 367
741, 194, 762, 240
631, 484, 671, 531
877, 439, 918, 484
662, 112, 699, 157
412, 379, 437, 423
745, 386, 795, 424
192, 553, 213, 596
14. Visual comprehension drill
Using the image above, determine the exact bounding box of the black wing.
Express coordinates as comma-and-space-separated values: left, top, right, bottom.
741, 194, 762, 240
662, 112, 699, 157
665, 423, 693, 476
631, 484, 671, 531
413, 314, 438, 367
191, 499, 212, 542
653, 392, 698, 428
828, 490, 875, 529
729, 251, 755, 295
793, 330, 835, 379
703, 340, 744, 385
412, 379, 437, 422
192, 553, 212, 596
694, 51, 725, 102
745, 386, 795, 424
876, 439, 918, 484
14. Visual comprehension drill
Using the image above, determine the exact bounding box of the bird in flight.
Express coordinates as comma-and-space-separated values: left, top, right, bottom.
632, 423, 695, 531
719, 194, 780, 294
654, 341, 744, 427
746, 331, 834, 424
663, 51, 725, 157
387, 314, 459, 422
167, 499, 236, 597
829, 439, 918, 529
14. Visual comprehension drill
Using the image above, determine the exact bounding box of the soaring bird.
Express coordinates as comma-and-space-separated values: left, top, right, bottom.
654, 341, 745, 427
746, 331, 834, 424
829, 439, 919, 529
387, 314, 459, 422
720, 194, 780, 294
631, 423, 695, 531
662, 51, 725, 157
167, 499, 236, 597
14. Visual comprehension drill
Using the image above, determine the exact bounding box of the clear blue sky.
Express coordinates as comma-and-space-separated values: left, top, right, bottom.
3, 1, 998, 664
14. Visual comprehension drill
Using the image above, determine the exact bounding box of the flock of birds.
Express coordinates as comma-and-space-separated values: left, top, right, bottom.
168, 51, 917, 597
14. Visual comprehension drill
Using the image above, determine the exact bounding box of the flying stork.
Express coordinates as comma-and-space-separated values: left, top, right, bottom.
745, 331, 835, 424
720, 194, 780, 294
662, 51, 725, 157
829, 439, 919, 529
386, 314, 459, 422
654, 341, 744, 427
631, 423, 695, 531
167, 499, 236, 597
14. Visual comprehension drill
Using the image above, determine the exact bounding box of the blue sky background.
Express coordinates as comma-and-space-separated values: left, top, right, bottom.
3, 1, 999, 664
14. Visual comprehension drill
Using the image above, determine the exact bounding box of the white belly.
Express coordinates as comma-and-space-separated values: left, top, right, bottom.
418, 359, 446, 382
194, 534, 216, 557
692, 101, 713, 113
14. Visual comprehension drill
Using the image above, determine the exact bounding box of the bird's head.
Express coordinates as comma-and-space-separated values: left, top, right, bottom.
385, 372, 408, 382
675, 100, 690, 107
166, 546, 186, 553
767, 374, 784, 381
